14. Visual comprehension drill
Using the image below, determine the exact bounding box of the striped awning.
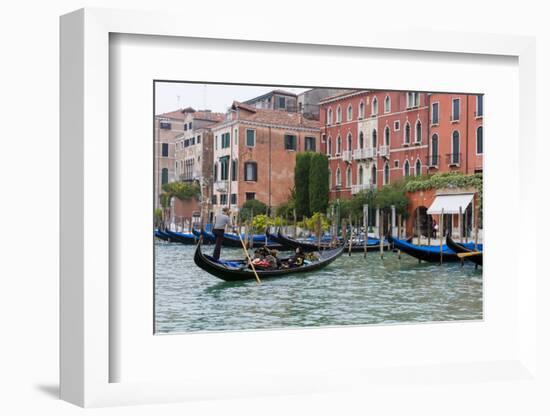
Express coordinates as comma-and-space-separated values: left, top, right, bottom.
427, 193, 474, 215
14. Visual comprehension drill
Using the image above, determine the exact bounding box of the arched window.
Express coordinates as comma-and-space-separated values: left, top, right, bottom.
244, 161, 258, 181
347, 104, 353, 121
372, 129, 377, 147
336, 106, 342, 123
336, 168, 342, 186
372, 97, 378, 115
346, 166, 352, 187
328, 168, 332, 188
359, 101, 365, 119
336, 135, 342, 154
384, 96, 391, 113
415, 159, 422, 176
452, 131, 460, 164
358, 165, 364, 185
476, 126, 483, 154
383, 163, 390, 185
327, 136, 332, 156
384, 126, 390, 146
371, 164, 377, 185
431, 134, 439, 166
347, 133, 352, 150
415, 120, 422, 143
404, 122, 411, 144
161, 168, 169, 184
359, 131, 364, 148
327, 108, 333, 125
403, 160, 410, 177
213, 163, 218, 181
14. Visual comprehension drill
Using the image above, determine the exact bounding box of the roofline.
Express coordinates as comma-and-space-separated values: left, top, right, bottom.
210, 119, 320, 133
318, 90, 368, 105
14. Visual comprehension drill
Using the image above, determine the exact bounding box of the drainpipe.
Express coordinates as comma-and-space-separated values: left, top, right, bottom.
268, 126, 272, 215
465, 95, 469, 173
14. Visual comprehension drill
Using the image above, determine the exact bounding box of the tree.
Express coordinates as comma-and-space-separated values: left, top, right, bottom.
375, 182, 409, 216
294, 152, 313, 218
239, 199, 268, 222
162, 181, 201, 201
308, 153, 329, 214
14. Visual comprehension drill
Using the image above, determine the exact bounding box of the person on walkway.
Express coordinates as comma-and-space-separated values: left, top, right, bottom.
212, 207, 232, 260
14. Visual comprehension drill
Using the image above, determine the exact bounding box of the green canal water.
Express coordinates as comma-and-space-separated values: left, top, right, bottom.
154, 242, 482, 334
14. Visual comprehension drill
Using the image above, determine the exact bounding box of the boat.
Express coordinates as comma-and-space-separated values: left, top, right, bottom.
388, 236, 481, 263
154, 229, 173, 242
267, 230, 324, 252
193, 238, 345, 282
446, 235, 483, 266
201, 229, 281, 249
269, 230, 389, 253
163, 229, 197, 245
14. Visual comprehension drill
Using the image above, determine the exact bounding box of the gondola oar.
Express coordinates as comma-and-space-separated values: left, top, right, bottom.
456, 252, 482, 258
237, 231, 261, 284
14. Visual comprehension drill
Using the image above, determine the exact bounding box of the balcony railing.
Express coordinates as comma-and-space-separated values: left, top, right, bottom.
352, 147, 375, 160
426, 155, 440, 168
379, 145, 390, 158
342, 150, 353, 162
446, 153, 461, 166
351, 183, 375, 194
214, 180, 228, 193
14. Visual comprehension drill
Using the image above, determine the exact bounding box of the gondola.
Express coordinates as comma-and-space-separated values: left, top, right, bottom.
194, 238, 345, 282
345, 238, 390, 252
446, 235, 483, 266
154, 229, 173, 242
201, 229, 281, 249
267, 230, 324, 252
163, 229, 197, 245
388, 236, 482, 263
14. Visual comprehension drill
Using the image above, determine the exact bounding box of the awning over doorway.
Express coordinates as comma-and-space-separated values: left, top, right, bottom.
427, 193, 474, 215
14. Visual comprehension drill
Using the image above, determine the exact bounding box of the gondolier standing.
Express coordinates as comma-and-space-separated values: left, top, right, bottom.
212, 207, 232, 260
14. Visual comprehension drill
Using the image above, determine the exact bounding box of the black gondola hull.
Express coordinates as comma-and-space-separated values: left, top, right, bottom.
194, 240, 345, 282
446, 235, 483, 266
388, 236, 462, 263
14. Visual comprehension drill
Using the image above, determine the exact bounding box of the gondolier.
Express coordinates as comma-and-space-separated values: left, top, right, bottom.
212, 207, 232, 260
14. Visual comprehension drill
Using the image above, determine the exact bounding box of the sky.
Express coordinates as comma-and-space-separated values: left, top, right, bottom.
155, 82, 310, 115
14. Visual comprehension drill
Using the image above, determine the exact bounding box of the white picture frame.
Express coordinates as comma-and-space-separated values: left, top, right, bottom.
60, 8, 540, 408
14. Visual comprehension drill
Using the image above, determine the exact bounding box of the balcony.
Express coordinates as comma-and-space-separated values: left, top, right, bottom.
342, 150, 353, 162
426, 155, 440, 169
352, 147, 375, 160
351, 183, 374, 195
379, 145, 390, 158
214, 180, 228, 193
446, 153, 461, 167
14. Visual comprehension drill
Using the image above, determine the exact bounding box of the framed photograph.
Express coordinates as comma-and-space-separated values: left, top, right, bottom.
60, 8, 539, 408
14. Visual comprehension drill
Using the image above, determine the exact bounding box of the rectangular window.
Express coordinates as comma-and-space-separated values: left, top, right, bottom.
183, 124, 188, 131
211, 195, 217, 205
191, 137, 195, 145
234, 129, 238, 145
221, 132, 230, 148
278, 96, 286, 109
220, 194, 227, 205
231, 159, 238, 181
246, 129, 255, 147
197, 135, 201, 144
159, 121, 171, 129
161, 143, 169, 157
304, 136, 316, 151
452, 98, 460, 121
394, 121, 400, 131
476, 95, 483, 117
432, 102, 439, 124
230, 193, 237, 205
244, 162, 257, 181
284, 134, 297, 150
184, 139, 189, 147
189, 122, 192, 130
246, 192, 256, 201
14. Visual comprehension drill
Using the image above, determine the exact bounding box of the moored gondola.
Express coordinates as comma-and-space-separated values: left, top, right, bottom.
154, 229, 173, 242
269, 230, 386, 253
446, 235, 483, 266
193, 238, 345, 282
388, 236, 476, 263
201, 229, 284, 249
163, 229, 197, 245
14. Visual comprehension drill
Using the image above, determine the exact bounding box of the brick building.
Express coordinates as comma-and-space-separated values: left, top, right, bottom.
210, 101, 320, 220
155, 107, 223, 228
319, 90, 483, 238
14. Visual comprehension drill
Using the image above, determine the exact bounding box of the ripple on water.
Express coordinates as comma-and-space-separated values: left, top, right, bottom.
154, 243, 482, 333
